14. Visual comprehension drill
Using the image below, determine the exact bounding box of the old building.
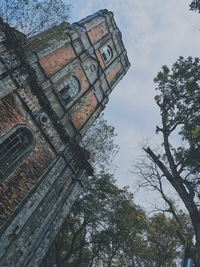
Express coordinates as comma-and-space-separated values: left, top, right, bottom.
0, 10, 130, 266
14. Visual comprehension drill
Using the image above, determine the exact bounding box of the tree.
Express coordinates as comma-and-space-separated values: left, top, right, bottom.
44, 173, 183, 267
190, 0, 200, 13
0, 0, 71, 36
39, 107, 186, 266
43, 173, 146, 266
146, 213, 183, 267
81, 114, 119, 172
141, 56, 200, 265
135, 154, 194, 246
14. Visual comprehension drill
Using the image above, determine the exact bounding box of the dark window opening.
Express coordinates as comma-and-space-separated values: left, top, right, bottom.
102, 53, 107, 61
59, 84, 71, 101
0, 126, 35, 181
57, 76, 81, 104
101, 45, 113, 64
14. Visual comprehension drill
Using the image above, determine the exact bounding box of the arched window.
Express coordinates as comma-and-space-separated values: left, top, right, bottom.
57, 76, 81, 103
0, 125, 35, 181
101, 45, 113, 64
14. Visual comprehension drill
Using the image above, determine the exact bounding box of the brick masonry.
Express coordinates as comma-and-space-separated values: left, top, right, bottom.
0, 9, 130, 266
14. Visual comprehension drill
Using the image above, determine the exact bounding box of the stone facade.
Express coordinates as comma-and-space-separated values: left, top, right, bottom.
0, 10, 130, 266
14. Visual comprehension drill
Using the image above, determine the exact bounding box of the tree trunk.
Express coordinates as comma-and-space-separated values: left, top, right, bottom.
144, 147, 200, 245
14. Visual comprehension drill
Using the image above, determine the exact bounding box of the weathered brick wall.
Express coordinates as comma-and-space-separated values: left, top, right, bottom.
0, 149, 89, 267
0, 17, 93, 267
0, 9, 130, 266
0, 22, 29, 99
106, 62, 122, 86
70, 91, 98, 129
0, 93, 55, 226
39, 44, 76, 77
87, 21, 108, 44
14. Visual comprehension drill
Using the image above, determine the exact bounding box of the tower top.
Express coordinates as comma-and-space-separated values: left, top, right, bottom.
0, 10, 130, 266
21, 9, 130, 140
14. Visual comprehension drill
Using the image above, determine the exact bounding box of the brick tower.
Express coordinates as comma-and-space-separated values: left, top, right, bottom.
0, 10, 130, 266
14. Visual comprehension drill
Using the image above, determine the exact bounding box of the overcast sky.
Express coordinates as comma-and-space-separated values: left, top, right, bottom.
68, 0, 200, 209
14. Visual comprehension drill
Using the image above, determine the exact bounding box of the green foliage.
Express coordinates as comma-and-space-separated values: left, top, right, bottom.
81, 114, 119, 171
51, 173, 184, 267
190, 0, 200, 12
0, 0, 71, 36
140, 56, 200, 257
146, 213, 182, 266
192, 126, 200, 138
154, 56, 200, 184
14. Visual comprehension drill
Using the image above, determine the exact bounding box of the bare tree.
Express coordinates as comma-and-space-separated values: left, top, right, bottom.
0, 0, 71, 36
135, 153, 194, 246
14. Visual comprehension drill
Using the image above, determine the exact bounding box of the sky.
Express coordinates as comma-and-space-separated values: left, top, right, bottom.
68, 0, 200, 209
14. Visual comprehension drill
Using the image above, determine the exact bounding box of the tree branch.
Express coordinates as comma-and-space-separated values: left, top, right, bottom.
143, 146, 199, 241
